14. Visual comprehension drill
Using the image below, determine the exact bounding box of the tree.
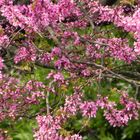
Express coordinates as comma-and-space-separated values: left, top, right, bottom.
0, 0, 140, 139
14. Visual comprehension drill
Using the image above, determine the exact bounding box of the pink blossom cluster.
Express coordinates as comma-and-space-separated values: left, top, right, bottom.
80, 101, 97, 118
81, 68, 91, 77
0, 0, 81, 32
59, 32, 137, 65
0, 76, 46, 121
0, 35, 9, 48
14, 46, 36, 63
34, 115, 61, 140
24, 80, 46, 104
54, 56, 71, 70
34, 115, 82, 140
97, 92, 140, 127
63, 92, 83, 116
61, 31, 80, 46
35, 90, 140, 139
0, 0, 12, 7
62, 91, 140, 126
0, 25, 9, 48
47, 71, 65, 84
0, 57, 4, 70
92, 3, 140, 58
40, 47, 62, 65
34, 91, 83, 140
1, 0, 140, 65
93, 38, 136, 62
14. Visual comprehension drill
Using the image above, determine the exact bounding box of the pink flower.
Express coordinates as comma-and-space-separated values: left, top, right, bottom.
80, 101, 97, 118
47, 72, 65, 83
0, 57, 4, 70
14, 46, 36, 63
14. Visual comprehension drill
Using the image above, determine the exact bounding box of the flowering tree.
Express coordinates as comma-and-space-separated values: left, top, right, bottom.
0, 0, 140, 139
